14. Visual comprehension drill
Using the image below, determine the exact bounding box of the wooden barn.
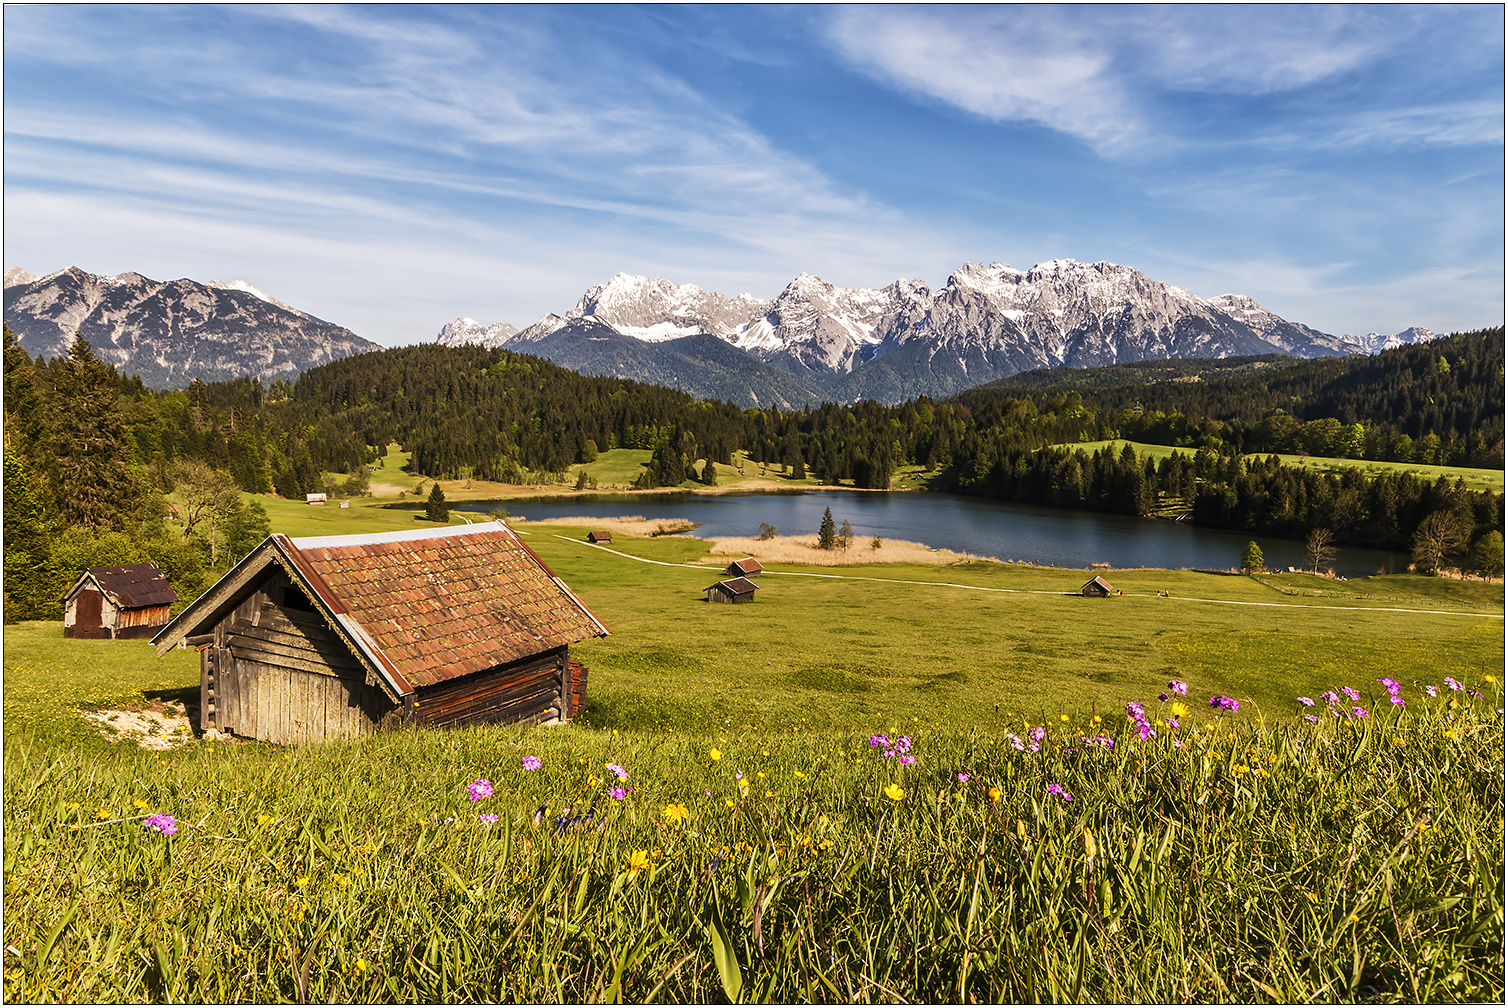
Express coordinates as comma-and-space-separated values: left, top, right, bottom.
151, 523, 609, 744
706, 577, 759, 604
63, 562, 179, 639
726, 557, 764, 578
587, 530, 612, 544
1081, 576, 1114, 597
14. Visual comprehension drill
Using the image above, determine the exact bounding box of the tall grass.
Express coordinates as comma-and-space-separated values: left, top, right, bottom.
5, 682, 1501, 1003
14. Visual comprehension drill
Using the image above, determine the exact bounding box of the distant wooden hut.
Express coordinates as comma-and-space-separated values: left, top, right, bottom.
1081, 576, 1114, 597
706, 577, 759, 604
63, 562, 179, 639
587, 530, 612, 544
305, 493, 327, 505
726, 557, 764, 578
151, 524, 609, 744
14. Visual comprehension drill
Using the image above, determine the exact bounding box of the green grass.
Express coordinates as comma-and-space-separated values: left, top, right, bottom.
1063, 440, 1504, 493
6, 526, 1504, 1002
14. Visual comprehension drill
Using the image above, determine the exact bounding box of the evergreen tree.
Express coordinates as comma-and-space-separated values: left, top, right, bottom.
426, 482, 450, 523
218, 497, 272, 563
1241, 540, 1264, 572
702, 457, 718, 486
47, 336, 146, 529
818, 506, 837, 550
2, 450, 60, 621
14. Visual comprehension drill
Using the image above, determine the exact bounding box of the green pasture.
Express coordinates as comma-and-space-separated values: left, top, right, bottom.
1063, 439, 1504, 493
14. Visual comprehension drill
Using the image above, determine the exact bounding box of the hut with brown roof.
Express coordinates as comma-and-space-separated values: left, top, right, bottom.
1081, 575, 1114, 597
706, 577, 759, 604
63, 562, 179, 639
587, 530, 612, 544
151, 523, 608, 744
726, 557, 764, 578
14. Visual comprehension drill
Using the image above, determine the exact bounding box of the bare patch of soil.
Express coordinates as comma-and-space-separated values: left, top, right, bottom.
80, 698, 234, 749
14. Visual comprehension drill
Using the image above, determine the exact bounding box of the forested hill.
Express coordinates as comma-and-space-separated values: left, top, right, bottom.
956, 328, 1504, 462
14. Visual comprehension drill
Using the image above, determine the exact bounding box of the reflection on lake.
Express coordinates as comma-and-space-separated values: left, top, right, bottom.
430, 490, 1408, 577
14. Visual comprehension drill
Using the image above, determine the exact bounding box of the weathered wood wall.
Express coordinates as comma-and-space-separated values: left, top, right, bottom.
412, 647, 569, 728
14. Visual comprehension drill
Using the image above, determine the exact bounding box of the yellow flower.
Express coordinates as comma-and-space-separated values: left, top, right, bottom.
588, 775, 601, 789
132, 799, 149, 809
662, 803, 689, 826
761, 750, 769, 757
294, 876, 310, 888
764, 790, 773, 797
737, 777, 749, 795
988, 787, 1001, 802
1059, 715, 1070, 723
64, 802, 80, 811
333, 874, 350, 888
625, 849, 650, 877
1091, 715, 1101, 724
883, 783, 905, 801
257, 814, 272, 826
724, 799, 735, 808
1169, 702, 1189, 718
756, 771, 765, 779
708, 748, 721, 761
96, 809, 111, 820
1393, 736, 1404, 746
793, 771, 807, 779
353, 958, 367, 974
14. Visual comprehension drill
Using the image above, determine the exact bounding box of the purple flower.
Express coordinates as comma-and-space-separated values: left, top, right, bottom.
1302, 713, 1320, 724
1125, 702, 1146, 721
1210, 696, 1240, 713
868, 734, 889, 748
609, 786, 628, 800
1135, 723, 1156, 741
1320, 690, 1339, 704
1424, 684, 1438, 697
1468, 689, 1484, 699
1027, 743, 1041, 753
1297, 696, 1315, 707
1006, 734, 1025, 751
522, 756, 542, 771
1351, 707, 1369, 718
958, 772, 971, 783
1340, 686, 1360, 701
1158, 692, 1169, 702
1377, 678, 1401, 695
898, 755, 915, 766
1169, 680, 1188, 696
1165, 718, 1180, 729
1046, 783, 1073, 802
479, 813, 499, 824
143, 814, 178, 836
1390, 696, 1405, 706
1029, 726, 1046, 743
467, 779, 494, 802
606, 763, 628, 780
1444, 676, 1463, 692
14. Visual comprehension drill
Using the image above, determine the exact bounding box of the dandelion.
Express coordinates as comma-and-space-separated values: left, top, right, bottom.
708, 748, 722, 761
1169, 701, 1189, 718
1169, 680, 1188, 695
479, 813, 499, 824
663, 803, 690, 825
133, 799, 149, 809
883, 783, 905, 801
988, 786, 1001, 802
521, 756, 542, 772
257, 814, 272, 826
467, 779, 494, 802
605, 763, 629, 780
625, 849, 650, 877
1059, 714, 1070, 723
142, 814, 178, 835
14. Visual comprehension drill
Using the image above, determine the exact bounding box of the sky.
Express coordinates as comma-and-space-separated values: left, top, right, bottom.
4, 4, 1503, 346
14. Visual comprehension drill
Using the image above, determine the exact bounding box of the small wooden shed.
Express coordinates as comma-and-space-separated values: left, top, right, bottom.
587, 530, 612, 544
726, 557, 764, 578
706, 577, 759, 604
151, 523, 609, 744
1081, 576, 1114, 597
63, 562, 179, 639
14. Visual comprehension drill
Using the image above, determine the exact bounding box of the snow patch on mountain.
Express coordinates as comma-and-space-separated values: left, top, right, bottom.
436, 316, 520, 347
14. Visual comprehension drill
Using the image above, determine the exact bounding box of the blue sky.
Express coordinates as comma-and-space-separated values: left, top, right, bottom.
4, 4, 1502, 346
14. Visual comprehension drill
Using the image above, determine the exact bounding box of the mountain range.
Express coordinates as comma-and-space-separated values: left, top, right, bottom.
437, 260, 1437, 406
3, 266, 380, 389
4, 260, 1438, 404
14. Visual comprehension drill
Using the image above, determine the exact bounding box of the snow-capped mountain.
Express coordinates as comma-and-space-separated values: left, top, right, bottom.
1336, 326, 1438, 355
437, 316, 520, 347
442, 259, 1425, 405
4, 266, 380, 389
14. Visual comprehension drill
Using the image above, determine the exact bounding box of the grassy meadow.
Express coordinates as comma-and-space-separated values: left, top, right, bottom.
5, 512, 1505, 1002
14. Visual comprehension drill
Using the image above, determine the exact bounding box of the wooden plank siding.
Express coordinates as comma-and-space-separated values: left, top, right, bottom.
413, 647, 568, 728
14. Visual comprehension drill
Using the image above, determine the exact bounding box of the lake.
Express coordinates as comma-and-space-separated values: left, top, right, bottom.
425, 490, 1410, 577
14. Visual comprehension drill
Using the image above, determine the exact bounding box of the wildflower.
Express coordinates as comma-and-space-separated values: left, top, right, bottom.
1169, 701, 1189, 718
1390, 696, 1405, 707
1006, 733, 1025, 751
868, 734, 888, 748
883, 783, 905, 801
898, 755, 915, 766
294, 876, 310, 888
988, 787, 1001, 802
257, 814, 272, 826
1158, 693, 1169, 702
333, 874, 350, 887
1351, 707, 1369, 718
479, 813, 499, 824
64, 801, 80, 811
142, 814, 178, 835
1029, 726, 1046, 742
467, 779, 494, 802
1125, 702, 1146, 721
957, 772, 971, 783
353, 958, 367, 974
1169, 680, 1188, 695
1297, 696, 1314, 707
663, 803, 689, 825
1424, 684, 1438, 697
1059, 715, 1070, 723
1302, 713, 1319, 723
1320, 690, 1339, 704
1444, 676, 1463, 691
1392, 736, 1404, 746
1377, 678, 1401, 695
133, 799, 149, 809
1340, 686, 1360, 701
724, 799, 735, 808
625, 849, 650, 877
708, 748, 721, 761
605, 763, 629, 780
522, 756, 542, 772
1046, 783, 1073, 802
1210, 696, 1240, 713
609, 786, 628, 801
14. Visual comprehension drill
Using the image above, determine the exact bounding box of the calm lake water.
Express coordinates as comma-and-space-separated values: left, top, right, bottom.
425, 490, 1408, 578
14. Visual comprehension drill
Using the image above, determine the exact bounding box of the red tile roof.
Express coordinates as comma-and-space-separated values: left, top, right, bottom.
67, 563, 178, 608
285, 525, 608, 689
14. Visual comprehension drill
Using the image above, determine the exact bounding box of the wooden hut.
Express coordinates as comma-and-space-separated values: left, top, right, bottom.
726, 557, 764, 578
151, 523, 609, 744
63, 562, 179, 639
1081, 576, 1114, 597
706, 577, 759, 604
587, 530, 612, 544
